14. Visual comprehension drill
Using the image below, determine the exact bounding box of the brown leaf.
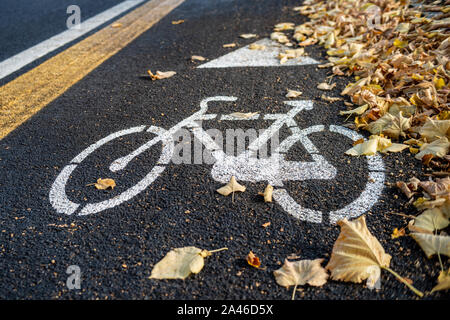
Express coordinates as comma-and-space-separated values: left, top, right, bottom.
247, 251, 261, 268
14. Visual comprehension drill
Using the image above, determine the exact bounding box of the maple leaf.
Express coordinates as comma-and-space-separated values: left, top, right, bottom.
274, 258, 328, 299
150, 246, 227, 279
326, 216, 423, 296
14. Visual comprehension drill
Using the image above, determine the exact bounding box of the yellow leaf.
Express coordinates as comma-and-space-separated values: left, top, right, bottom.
150, 246, 227, 279
274, 22, 295, 31
246, 251, 261, 268
393, 38, 408, 48
411, 208, 449, 233
147, 70, 176, 80
410, 233, 450, 258
91, 178, 116, 190
340, 104, 369, 116
434, 77, 446, 90
317, 82, 336, 90
286, 89, 303, 98
223, 43, 237, 48
217, 176, 246, 196
432, 269, 450, 293
171, 20, 185, 25
191, 55, 206, 61
240, 33, 257, 39
415, 137, 450, 160
258, 184, 274, 202
391, 227, 406, 239
326, 216, 391, 289
249, 43, 265, 50
274, 258, 328, 299
367, 112, 411, 140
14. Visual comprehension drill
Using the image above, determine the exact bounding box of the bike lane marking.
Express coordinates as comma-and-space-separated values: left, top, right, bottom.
0, 0, 184, 140
0, 0, 146, 81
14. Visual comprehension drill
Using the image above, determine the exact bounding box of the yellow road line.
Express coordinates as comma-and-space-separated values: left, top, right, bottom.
0, 0, 184, 140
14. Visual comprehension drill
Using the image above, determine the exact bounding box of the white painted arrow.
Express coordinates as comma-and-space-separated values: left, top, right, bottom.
197, 38, 319, 69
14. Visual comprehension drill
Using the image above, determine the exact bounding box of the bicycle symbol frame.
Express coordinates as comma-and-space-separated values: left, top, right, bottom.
50, 96, 385, 224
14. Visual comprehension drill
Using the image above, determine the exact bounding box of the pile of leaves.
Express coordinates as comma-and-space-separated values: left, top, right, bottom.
269, 0, 450, 296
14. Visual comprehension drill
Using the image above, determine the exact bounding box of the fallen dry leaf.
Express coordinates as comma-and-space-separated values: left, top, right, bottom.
432, 269, 450, 293
321, 95, 343, 103
89, 178, 116, 190
111, 23, 122, 28
240, 33, 257, 39
191, 55, 206, 61
317, 82, 336, 91
150, 246, 227, 279
286, 89, 303, 98
262, 222, 271, 228
171, 20, 184, 25
223, 43, 237, 48
228, 112, 259, 119
391, 227, 406, 239
410, 233, 450, 258
147, 70, 176, 80
411, 208, 449, 233
247, 251, 261, 268
258, 184, 273, 202
217, 176, 246, 201
326, 216, 423, 296
326, 216, 391, 289
274, 258, 328, 299
248, 43, 265, 50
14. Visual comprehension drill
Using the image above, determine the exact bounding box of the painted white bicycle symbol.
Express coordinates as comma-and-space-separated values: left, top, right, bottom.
50, 96, 385, 224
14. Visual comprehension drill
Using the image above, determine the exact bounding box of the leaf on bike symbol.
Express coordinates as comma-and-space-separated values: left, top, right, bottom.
246, 251, 261, 268
326, 215, 392, 289
150, 246, 228, 280
274, 258, 328, 299
217, 176, 246, 200
286, 89, 303, 98
228, 112, 259, 119
249, 43, 266, 50
89, 178, 116, 190
317, 82, 336, 91
258, 184, 273, 202
147, 70, 176, 80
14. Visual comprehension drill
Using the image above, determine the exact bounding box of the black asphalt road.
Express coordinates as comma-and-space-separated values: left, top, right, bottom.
0, 0, 448, 300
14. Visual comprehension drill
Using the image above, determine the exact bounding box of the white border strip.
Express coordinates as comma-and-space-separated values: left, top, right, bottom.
0, 0, 145, 80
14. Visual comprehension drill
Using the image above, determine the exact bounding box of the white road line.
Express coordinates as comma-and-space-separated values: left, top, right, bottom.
0, 0, 145, 80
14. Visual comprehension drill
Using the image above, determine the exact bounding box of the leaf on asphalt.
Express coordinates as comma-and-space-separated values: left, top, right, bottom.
274, 22, 295, 31
216, 176, 246, 196
415, 137, 450, 160
326, 216, 391, 289
274, 258, 328, 291
419, 177, 450, 198
391, 227, 406, 239
249, 43, 266, 50
419, 119, 450, 142
317, 82, 336, 91
432, 269, 450, 293
191, 55, 206, 61
286, 89, 303, 98
240, 33, 257, 39
228, 112, 259, 119
339, 104, 369, 116
223, 43, 237, 48
366, 112, 411, 140
171, 20, 185, 25
147, 70, 176, 80
321, 95, 343, 103
258, 184, 273, 202
90, 178, 116, 190
410, 208, 449, 233
247, 251, 261, 268
150, 246, 227, 279
410, 233, 450, 258
270, 32, 290, 44
262, 221, 271, 228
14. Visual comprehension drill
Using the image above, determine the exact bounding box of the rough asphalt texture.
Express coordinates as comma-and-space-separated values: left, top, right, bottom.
0, 0, 448, 300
